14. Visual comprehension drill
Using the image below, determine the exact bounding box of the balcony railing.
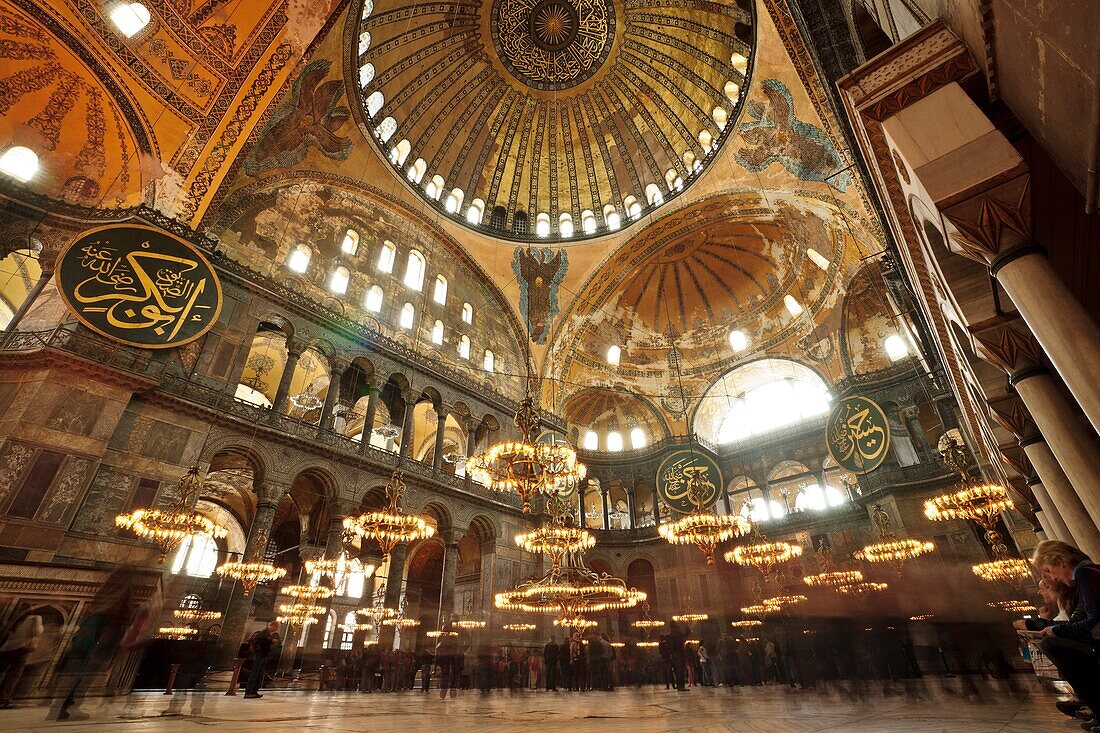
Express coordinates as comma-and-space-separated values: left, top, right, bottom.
0, 326, 165, 379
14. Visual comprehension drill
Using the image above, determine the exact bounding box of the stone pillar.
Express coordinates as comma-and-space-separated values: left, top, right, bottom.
360, 383, 380, 455
1021, 436, 1100, 558
319, 359, 348, 430
600, 486, 610, 530
625, 485, 636, 529
399, 391, 418, 460
216, 486, 284, 667
432, 406, 449, 474
378, 544, 408, 649
440, 535, 461, 624
271, 343, 303, 414
324, 512, 348, 555
1026, 474, 1070, 543
2, 268, 53, 338
578, 480, 587, 527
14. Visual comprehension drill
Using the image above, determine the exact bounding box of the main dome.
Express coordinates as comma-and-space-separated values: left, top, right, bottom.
352, 0, 755, 242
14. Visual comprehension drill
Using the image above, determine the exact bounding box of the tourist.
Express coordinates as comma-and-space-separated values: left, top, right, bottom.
543, 637, 559, 691
697, 641, 712, 686
528, 649, 541, 689
1030, 540, 1100, 731
559, 638, 573, 691
0, 611, 43, 708
587, 631, 605, 690
668, 624, 687, 691
244, 620, 279, 699
600, 634, 615, 690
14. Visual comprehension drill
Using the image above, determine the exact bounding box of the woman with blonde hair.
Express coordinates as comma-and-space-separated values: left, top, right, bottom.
1031, 540, 1100, 731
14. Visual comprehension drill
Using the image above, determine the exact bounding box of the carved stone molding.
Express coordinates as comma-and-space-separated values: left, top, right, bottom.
987, 393, 1039, 443
942, 176, 1033, 267
971, 322, 1043, 374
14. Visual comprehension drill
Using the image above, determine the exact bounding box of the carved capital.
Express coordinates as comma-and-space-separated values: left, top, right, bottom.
401, 389, 420, 406
987, 393, 1040, 442
329, 357, 351, 376
971, 322, 1043, 374
942, 176, 1032, 267
997, 440, 1033, 478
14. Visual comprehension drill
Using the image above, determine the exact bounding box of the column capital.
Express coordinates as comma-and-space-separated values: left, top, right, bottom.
997, 440, 1032, 479
401, 389, 420, 406
329, 357, 351, 376
434, 404, 450, 421
942, 175, 1033, 268
257, 479, 292, 503
285, 339, 306, 359
971, 322, 1044, 374
986, 392, 1040, 442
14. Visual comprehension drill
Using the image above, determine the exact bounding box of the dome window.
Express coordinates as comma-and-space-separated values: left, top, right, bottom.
884, 334, 909, 361
407, 158, 427, 184
364, 285, 384, 312
329, 266, 350, 295
623, 195, 642, 219
645, 184, 663, 206
535, 212, 551, 237
582, 431, 599, 451
558, 213, 574, 238
377, 241, 396, 273
806, 248, 830, 271
399, 302, 415, 330
358, 30, 371, 55
431, 319, 444, 345
466, 198, 485, 224
629, 427, 647, 450
712, 106, 728, 130
340, 229, 359, 255
603, 205, 621, 230
699, 130, 713, 154
606, 345, 621, 366
784, 294, 803, 316
358, 63, 375, 88
287, 244, 311, 274
606, 431, 623, 452
729, 329, 748, 352
581, 210, 597, 234
444, 187, 464, 213
376, 117, 397, 143
731, 52, 748, 75
0, 146, 39, 182
110, 2, 151, 38
724, 81, 740, 103
390, 139, 411, 165
425, 174, 445, 200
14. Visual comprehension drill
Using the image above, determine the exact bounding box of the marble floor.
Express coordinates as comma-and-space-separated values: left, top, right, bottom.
2, 682, 1077, 732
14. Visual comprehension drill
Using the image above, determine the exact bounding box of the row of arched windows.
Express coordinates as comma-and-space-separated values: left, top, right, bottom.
581, 427, 648, 452
361, 49, 750, 239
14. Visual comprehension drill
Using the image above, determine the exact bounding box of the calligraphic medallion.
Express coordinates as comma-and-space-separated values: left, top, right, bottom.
656, 449, 723, 515
826, 396, 891, 474
491, 0, 614, 90
55, 225, 223, 349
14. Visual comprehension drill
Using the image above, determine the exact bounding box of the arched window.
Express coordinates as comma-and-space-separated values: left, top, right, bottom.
697, 360, 831, 445
358, 30, 371, 54
724, 81, 740, 103
287, 244, 311, 273
699, 130, 713, 154
604, 205, 621, 230
340, 611, 356, 650
665, 169, 682, 191
884, 333, 909, 361
403, 249, 425, 290
806, 248, 830, 270
606, 345, 621, 366
329, 266, 350, 295
431, 319, 444, 345
535, 212, 551, 237
364, 285, 384, 313
558, 213, 574, 238
512, 211, 529, 236
712, 106, 728, 129
425, 174, 444, 200
377, 241, 396, 273
399, 302, 415, 330
629, 427, 647, 449
466, 198, 485, 224
376, 117, 397, 143
444, 188, 464, 213
461, 302, 473, 324
361, 0, 373, 18
358, 63, 375, 88
171, 534, 219, 578
794, 484, 847, 512
390, 139, 411, 165
728, 329, 748, 352
731, 51, 748, 74
0, 146, 39, 183
623, 195, 642, 219
582, 431, 599, 450
784, 294, 803, 316
407, 158, 427, 184
581, 210, 596, 234
321, 611, 337, 648
458, 334, 470, 359
606, 431, 623, 452
645, 184, 663, 206
483, 349, 494, 372
433, 275, 447, 305
109, 2, 151, 38
365, 90, 384, 117
489, 206, 507, 230
682, 150, 696, 170
340, 229, 360, 255
343, 568, 366, 599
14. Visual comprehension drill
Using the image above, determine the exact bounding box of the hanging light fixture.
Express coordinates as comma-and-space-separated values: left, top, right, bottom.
554, 616, 597, 630
116, 466, 228, 560
157, 626, 200, 640
631, 600, 665, 634
215, 528, 288, 595
854, 504, 934, 573
988, 599, 1037, 614
173, 609, 222, 622
802, 539, 863, 589
730, 619, 763, 629
725, 535, 803, 579
834, 581, 888, 597
503, 623, 537, 632
343, 469, 435, 560
281, 584, 336, 603
452, 619, 487, 630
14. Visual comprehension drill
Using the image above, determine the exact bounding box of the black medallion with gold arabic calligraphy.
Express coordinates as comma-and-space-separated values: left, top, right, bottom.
55, 225, 223, 349
825, 396, 891, 474
655, 449, 723, 515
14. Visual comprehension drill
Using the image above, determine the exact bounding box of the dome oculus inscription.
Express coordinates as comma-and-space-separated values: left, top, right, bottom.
492, 0, 614, 90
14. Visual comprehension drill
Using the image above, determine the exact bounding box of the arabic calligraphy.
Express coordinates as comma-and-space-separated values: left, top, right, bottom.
826, 396, 891, 474
656, 450, 722, 514
56, 225, 223, 349
492, 0, 614, 90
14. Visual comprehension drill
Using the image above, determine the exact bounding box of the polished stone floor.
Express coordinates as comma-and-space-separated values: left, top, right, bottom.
3, 682, 1076, 732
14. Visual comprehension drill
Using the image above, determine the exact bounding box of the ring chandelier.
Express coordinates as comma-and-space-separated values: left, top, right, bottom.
344, 469, 435, 560
116, 466, 227, 560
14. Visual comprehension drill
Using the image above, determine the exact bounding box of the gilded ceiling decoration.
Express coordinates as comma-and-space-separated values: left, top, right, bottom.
352, 0, 755, 241
562, 387, 668, 441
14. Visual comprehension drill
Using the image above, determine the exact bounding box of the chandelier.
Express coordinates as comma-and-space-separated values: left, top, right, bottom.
659, 511, 750, 565
115, 466, 227, 560
730, 619, 763, 628
515, 524, 595, 564
802, 540, 863, 589
554, 616, 597, 630
427, 630, 458, 638
924, 445, 1029, 586
453, 619, 487, 630
343, 621, 375, 632
343, 469, 435, 560
740, 603, 774, 617
909, 614, 935, 622
834, 581, 888, 596
281, 584, 335, 602
631, 601, 665, 633
173, 609, 222, 622
157, 626, 199, 640
763, 594, 807, 609
725, 537, 803, 579
854, 505, 934, 573
276, 602, 325, 627
215, 529, 287, 595
381, 616, 420, 629
466, 397, 586, 513
988, 599, 1037, 613
306, 550, 374, 588
503, 623, 537, 632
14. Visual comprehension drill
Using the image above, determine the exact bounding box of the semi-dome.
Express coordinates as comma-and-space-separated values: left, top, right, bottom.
353, 0, 755, 242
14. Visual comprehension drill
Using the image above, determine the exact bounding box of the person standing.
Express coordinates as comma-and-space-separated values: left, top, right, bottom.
244, 621, 279, 699
0, 613, 43, 708
543, 638, 559, 691
668, 623, 687, 691
697, 642, 712, 686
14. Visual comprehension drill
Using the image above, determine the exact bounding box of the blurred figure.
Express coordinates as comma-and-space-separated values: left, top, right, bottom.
0, 610, 43, 708
243, 620, 279, 699
543, 637, 559, 691
668, 623, 687, 691
1031, 540, 1100, 730
697, 641, 712, 686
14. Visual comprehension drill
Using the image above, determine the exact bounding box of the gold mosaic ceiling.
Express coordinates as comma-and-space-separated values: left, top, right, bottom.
354, 0, 755, 241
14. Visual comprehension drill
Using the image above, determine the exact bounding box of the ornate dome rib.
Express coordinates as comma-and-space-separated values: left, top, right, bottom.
352, 0, 755, 242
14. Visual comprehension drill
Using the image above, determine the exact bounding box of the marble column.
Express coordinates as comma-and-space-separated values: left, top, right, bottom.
1020, 433, 1100, 558
432, 406, 448, 474
1026, 474, 1070, 543
600, 488, 610, 530
399, 392, 418, 460
578, 480, 587, 527
319, 360, 348, 430
378, 544, 408, 649
271, 343, 303, 414
440, 536, 461, 624
216, 488, 283, 667
360, 385, 380, 455
625, 486, 636, 529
